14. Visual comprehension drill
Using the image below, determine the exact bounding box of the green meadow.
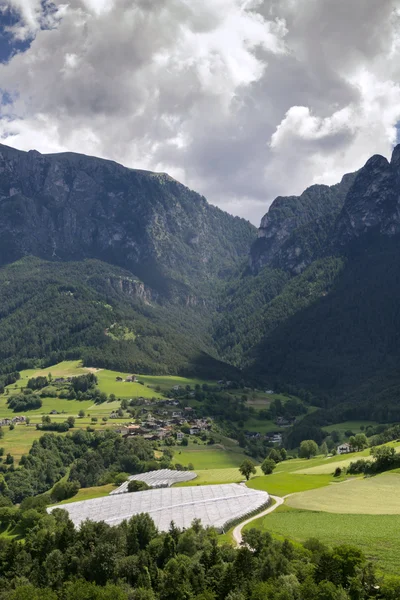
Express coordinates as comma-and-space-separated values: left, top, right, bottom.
247, 472, 336, 497
246, 505, 400, 574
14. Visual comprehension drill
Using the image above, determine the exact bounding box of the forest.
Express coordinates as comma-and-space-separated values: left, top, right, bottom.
1, 502, 398, 600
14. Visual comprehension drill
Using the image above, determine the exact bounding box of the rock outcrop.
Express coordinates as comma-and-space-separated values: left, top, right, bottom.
0, 144, 256, 302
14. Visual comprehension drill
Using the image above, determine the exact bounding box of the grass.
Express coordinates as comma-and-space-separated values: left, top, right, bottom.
57, 484, 115, 504
174, 444, 248, 470
246, 473, 335, 497
246, 505, 400, 574
178, 467, 263, 486
322, 421, 379, 434
286, 473, 400, 514
243, 418, 282, 434
96, 370, 163, 399
0, 426, 45, 463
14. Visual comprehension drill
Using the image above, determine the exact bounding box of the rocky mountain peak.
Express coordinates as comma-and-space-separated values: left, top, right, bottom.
334, 146, 400, 244
0, 144, 256, 301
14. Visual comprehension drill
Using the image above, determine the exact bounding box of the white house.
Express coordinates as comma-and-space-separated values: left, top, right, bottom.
337, 443, 351, 455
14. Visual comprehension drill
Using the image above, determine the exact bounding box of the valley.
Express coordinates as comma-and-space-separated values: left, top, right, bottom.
2, 144, 400, 597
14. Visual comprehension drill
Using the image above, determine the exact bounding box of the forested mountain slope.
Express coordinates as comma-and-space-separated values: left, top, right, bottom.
0, 257, 234, 377
216, 145, 400, 410
0, 144, 255, 376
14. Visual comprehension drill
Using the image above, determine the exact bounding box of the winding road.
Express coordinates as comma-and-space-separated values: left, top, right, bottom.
232, 494, 285, 546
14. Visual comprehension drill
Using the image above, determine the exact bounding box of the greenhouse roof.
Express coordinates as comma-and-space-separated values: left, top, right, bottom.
110, 469, 197, 494
49, 484, 270, 532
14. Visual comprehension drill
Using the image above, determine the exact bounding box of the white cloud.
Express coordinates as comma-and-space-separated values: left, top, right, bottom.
1, 0, 400, 224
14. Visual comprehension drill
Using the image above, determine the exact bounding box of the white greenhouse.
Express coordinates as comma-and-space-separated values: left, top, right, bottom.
49, 483, 270, 532
110, 469, 197, 494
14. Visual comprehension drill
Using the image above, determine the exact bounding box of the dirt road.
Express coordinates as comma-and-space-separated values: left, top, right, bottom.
232, 495, 284, 546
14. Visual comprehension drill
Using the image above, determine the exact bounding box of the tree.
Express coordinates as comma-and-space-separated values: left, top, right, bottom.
320, 441, 329, 456
42, 415, 51, 424
239, 459, 256, 481
115, 472, 129, 486
9, 423, 15, 431
261, 458, 276, 475
128, 480, 151, 493
67, 416, 75, 428
268, 448, 282, 463
353, 433, 368, 451
78, 410, 85, 418
299, 440, 318, 459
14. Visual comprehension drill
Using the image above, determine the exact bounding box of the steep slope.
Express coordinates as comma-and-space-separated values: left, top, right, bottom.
0, 144, 256, 376
0, 144, 256, 302
0, 256, 237, 378
216, 145, 400, 412
250, 172, 356, 274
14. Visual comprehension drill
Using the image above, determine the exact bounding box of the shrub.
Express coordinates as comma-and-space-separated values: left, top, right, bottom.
127, 480, 151, 493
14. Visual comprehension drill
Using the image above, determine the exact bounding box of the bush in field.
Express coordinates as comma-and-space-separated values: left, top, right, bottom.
127, 480, 151, 493
51, 480, 80, 502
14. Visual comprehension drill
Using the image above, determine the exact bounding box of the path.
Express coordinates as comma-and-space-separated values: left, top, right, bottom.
232, 494, 284, 546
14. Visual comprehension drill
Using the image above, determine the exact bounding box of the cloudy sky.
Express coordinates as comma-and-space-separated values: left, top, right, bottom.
1, 0, 400, 224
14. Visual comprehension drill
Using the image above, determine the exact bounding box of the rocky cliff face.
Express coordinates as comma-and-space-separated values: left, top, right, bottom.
0, 144, 256, 301
334, 148, 400, 244
250, 173, 356, 273
251, 145, 400, 275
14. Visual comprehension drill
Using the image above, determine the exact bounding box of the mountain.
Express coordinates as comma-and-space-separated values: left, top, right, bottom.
0, 144, 255, 376
0, 144, 255, 302
215, 145, 400, 419
250, 172, 357, 274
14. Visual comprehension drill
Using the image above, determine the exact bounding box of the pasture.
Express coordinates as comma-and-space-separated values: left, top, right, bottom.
286, 473, 400, 514
59, 484, 115, 504
246, 505, 400, 574
247, 473, 335, 496
178, 466, 263, 486
175, 444, 248, 470
322, 421, 379, 435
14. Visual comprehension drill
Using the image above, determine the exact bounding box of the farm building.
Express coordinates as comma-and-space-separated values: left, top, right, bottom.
337, 443, 351, 454
49, 484, 270, 533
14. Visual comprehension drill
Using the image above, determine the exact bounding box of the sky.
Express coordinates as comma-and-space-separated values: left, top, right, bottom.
1, 0, 400, 225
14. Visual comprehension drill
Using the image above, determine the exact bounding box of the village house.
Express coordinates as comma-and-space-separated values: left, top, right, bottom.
0, 416, 27, 426
125, 375, 139, 383
337, 442, 351, 455
176, 431, 184, 441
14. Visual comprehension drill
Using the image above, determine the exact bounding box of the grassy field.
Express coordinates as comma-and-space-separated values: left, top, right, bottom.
0, 427, 45, 463
246, 473, 335, 497
174, 444, 248, 470
96, 370, 163, 399
286, 473, 400, 514
178, 466, 263, 486
322, 421, 379, 434
243, 418, 282, 434
246, 505, 400, 574
57, 484, 115, 504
